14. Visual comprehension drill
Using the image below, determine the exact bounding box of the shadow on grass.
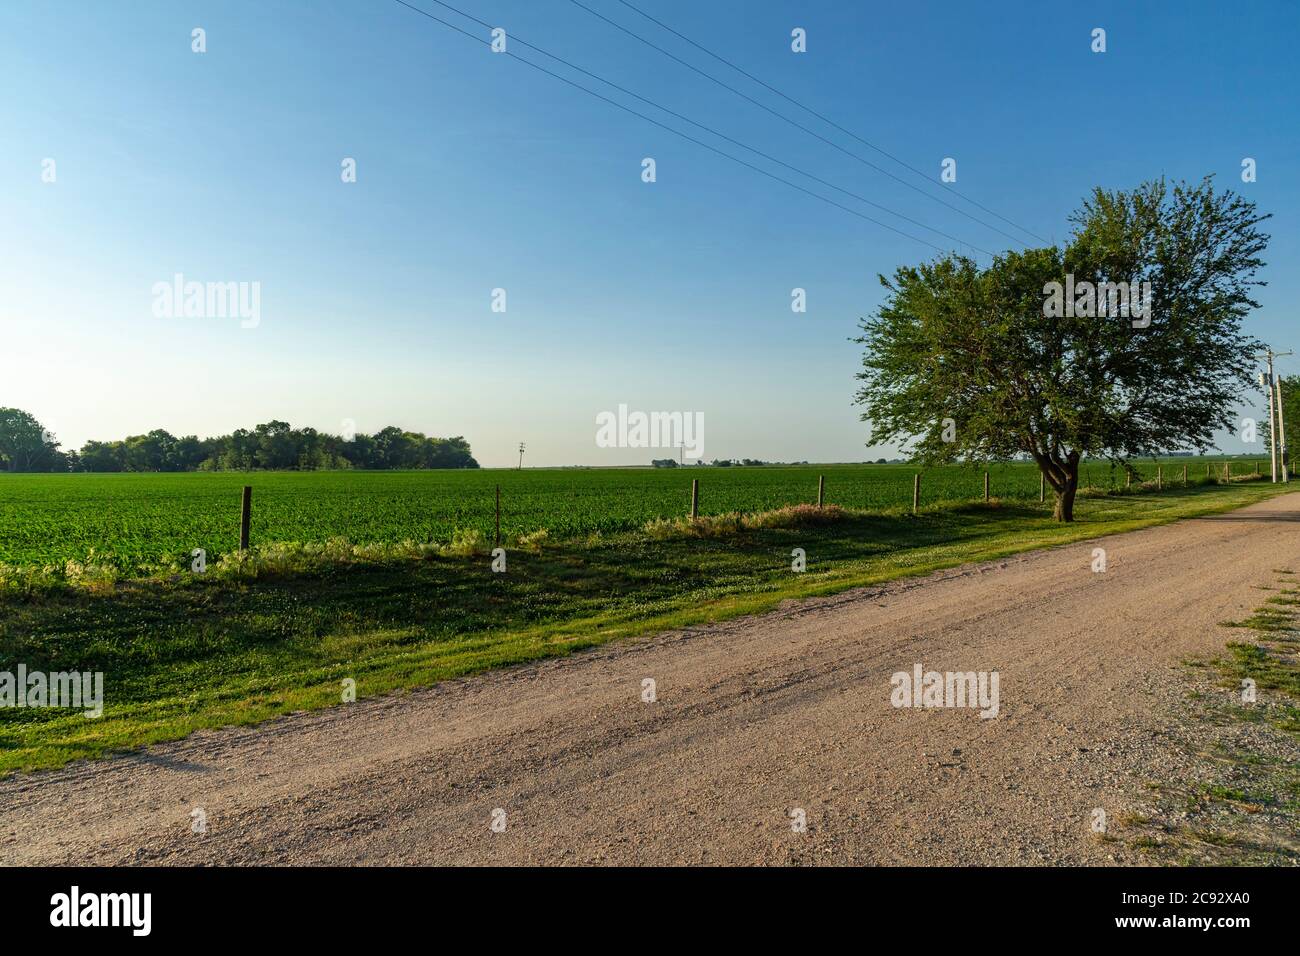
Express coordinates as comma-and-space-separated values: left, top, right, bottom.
0, 505, 1044, 710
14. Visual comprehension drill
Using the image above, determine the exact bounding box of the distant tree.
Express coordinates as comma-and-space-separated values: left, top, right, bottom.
79, 440, 124, 472
855, 178, 1268, 521
340, 433, 375, 469
121, 429, 178, 471
72, 420, 479, 472
426, 435, 478, 469
216, 428, 258, 471
651, 458, 678, 468
172, 435, 209, 471
249, 421, 295, 470
0, 408, 64, 472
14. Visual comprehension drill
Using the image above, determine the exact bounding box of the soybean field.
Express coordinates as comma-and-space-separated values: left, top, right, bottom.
0, 457, 1262, 573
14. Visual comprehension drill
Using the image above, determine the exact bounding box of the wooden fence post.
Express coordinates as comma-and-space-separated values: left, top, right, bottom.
1039, 472, 1045, 503
1182, 463, 1188, 485
495, 485, 501, 547
690, 479, 699, 520
1206, 462, 1211, 479
983, 471, 990, 502
913, 474, 920, 514
817, 474, 825, 508
1157, 465, 1162, 490
1224, 461, 1230, 481
1126, 470, 1132, 489
239, 486, 252, 551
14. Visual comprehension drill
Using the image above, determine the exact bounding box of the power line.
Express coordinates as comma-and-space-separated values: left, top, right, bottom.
390, 0, 975, 256
576, 0, 1048, 247
613, 0, 1049, 244
398, 0, 994, 256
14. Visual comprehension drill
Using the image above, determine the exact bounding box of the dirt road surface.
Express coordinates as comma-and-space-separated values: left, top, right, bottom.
5, 493, 1299, 865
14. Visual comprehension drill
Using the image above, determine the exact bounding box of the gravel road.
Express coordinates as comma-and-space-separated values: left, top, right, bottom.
5, 493, 1299, 865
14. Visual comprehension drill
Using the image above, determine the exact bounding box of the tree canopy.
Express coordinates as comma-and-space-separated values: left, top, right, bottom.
0, 412, 479, 472
0, 408, 67, 472
854, 177, 1269, 520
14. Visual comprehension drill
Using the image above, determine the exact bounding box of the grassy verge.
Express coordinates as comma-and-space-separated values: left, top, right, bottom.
0, 479, 1292, 775
1120, 569, 1300, 864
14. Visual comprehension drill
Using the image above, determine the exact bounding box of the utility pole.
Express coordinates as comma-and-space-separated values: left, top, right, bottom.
1275, 357, 1292, 482
517, 442, 525, 470
1267, 367, 1277, 482
1259, 350, 1293, 483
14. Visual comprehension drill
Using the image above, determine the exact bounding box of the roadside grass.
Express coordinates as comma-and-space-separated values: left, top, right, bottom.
1125, 572, 1300, 864
0, 479, 1292, 775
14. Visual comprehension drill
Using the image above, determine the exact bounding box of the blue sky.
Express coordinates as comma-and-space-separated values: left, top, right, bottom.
3, 0, 1297, 467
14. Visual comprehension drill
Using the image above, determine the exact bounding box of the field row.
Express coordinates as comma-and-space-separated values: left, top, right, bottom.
0, 458, 1268, 571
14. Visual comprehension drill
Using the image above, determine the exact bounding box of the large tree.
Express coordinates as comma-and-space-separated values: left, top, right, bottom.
855, 178, 1268, 521
0, 407, 62, 472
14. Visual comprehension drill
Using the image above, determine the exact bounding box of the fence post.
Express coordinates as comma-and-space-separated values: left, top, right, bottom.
984, 471, 990, 502
1126, 470, 1132, 489
817, 474, 825, 508
1182, 463, 1188, 485
239, 486, 252, 551
913, 473, 920, 514
1157, 465, 1162, 490
1039, 472, 1045, 503
690, 479, 699, 520
1224, 461, 1230, 481
495, 484, 501, 547
1255, 460, 1260, 476
1206, 462, 1211, 479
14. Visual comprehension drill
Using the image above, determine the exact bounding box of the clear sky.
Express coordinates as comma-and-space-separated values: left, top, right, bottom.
3, 0, 1297, 467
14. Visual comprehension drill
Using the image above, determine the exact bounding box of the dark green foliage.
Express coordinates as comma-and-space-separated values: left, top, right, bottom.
1, 411, 479, 473
855, 178, 1269, 520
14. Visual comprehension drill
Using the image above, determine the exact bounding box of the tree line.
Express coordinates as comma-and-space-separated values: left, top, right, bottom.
0, 409, 479, 472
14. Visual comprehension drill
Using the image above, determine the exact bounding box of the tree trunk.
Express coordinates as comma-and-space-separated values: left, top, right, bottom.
1053, 462, 1079, 522
1033, 449, 1080, 523
1053, 483, 1077, 522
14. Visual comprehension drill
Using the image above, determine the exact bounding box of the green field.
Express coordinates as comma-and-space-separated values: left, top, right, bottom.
0, 457, 1266, 574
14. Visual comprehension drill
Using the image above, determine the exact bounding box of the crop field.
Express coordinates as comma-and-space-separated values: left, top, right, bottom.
0, 457, 1265, 574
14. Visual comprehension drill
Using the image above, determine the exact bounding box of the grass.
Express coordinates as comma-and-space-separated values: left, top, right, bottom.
0, 476, 1292, 775
1122, 571, 1300, 864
